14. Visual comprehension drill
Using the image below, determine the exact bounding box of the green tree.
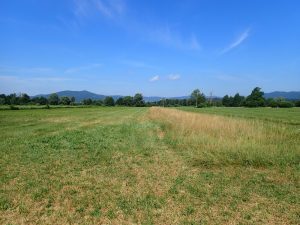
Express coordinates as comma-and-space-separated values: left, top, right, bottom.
232, 93, 244, 107
0, 97, 5, 105
70, 96, 76, 104
133, 93, 145, 106
60, 96, 71, 105
222, 95, 230, 106
82, 98, 93, 105
0, 94, 6, 105
245, 87, 265, 107
48, 93, 59, 105
19, 93, 30, 104
116, 97, 124, 106
94, 99, 103, 106
9, 93, 19, 105
268, 97, 294, 108
104, 96, 115, 106
123, 96, 133, 106
39, 96, 48, 105
191, 89, 206, 107
32, 96, 48, 105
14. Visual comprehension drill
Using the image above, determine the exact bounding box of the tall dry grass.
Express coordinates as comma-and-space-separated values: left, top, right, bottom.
149, 107, 299, 167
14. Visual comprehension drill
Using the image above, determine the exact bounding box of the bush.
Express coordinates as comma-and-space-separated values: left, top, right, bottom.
268, 98, 294, 108
196, 103, 207, 108
9, 105, 19, 110
277, 101, 294, 108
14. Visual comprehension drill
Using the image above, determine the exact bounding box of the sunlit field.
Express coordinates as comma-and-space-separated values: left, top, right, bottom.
178, 106, 300, 125
1, 107, 299, 224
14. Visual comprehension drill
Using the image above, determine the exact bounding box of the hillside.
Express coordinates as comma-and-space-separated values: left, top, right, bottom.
34, 90, 105, 102
263, 91, 300, 100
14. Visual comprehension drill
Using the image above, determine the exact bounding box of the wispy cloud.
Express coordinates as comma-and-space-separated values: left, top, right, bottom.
220, 28, 251, 54
0, 75, 18, 81
168, 74, 181, 80
215, 74, 241, 82
121, 60, 152, 68
64, 63, 102, 74
73, 0, 91, 18
95, 0, 125, 18
0, 66, 54, 74
149, 74, 181, 82
73, 0, 125, 20
149, 75, 159, 82
0, 75, 76, 83
31, 77, 74, 82
149, 26, 201, 51
71, 1, 200, 51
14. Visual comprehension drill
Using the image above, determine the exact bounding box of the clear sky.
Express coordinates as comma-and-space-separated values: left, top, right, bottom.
0, 0, 299, 97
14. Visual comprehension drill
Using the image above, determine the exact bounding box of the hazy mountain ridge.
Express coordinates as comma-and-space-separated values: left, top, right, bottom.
33, 90, 300, 102
263, 91, 300, 100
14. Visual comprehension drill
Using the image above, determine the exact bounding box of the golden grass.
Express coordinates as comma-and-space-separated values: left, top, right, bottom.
147, 107, 299, 224
150, 107, 268, 139
149, 107, 299, 167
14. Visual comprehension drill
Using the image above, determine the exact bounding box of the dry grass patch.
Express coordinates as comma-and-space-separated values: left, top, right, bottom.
149, 107, 299, 167
148, 107, 300, 224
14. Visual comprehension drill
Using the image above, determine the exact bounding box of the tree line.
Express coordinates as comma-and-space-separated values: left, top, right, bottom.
81, 93, 146, 107
221, 87, 299, 108
0, 87, 299, 108
149, 87, 299, 108
0, 93, 146, 107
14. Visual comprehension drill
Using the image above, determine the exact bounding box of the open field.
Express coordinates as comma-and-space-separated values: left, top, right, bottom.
0, 107, 299, 224
178, 107, 300, 125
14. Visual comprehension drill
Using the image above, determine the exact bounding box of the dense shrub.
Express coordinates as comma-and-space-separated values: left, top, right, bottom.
268, 98, 294, 108
9, 105, 19, 110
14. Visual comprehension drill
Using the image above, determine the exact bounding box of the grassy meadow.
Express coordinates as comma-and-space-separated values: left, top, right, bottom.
178, 106, 300, 125
0, 107, 299, 224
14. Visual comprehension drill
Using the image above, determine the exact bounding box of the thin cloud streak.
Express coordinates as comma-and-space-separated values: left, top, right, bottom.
0, 66, 54, 74
220, 28, 251, 54
168, 74, 181, 80
95, 0, 125, 18
73, 0, 125, 19
149, 26, 201, 50
64, 63, 102, 74
149, 75, 159, 82
149, 74, 181, 82
71, 1, 200, 51
0, 75, 77, 82
121, 60, 157, 69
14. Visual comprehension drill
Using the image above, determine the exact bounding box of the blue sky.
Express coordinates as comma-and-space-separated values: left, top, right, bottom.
0, 0, 299, 97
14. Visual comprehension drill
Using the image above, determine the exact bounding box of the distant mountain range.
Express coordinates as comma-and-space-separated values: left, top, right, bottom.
33, 90, 300, 102
263, 91, 300, 100
33, 90, 176, 102
34, 90, 120, 102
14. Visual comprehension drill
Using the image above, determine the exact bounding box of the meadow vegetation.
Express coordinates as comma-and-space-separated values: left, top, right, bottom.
0, 107, 299, 224
178, 107, 300, 125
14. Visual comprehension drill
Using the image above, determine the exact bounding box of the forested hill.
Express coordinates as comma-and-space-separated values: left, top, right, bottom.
263, 91, 300, 100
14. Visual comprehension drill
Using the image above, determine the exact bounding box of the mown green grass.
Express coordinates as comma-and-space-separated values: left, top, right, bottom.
0, 107, 299, 224
178, 106, 300, 125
